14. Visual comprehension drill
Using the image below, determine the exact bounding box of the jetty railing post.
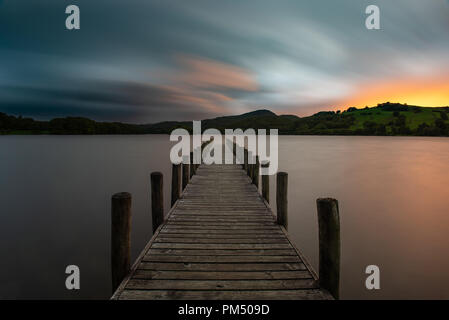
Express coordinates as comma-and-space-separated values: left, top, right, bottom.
243, 148, 248, 172
252, 156, 260, 189
190, 151, 195, 178
276, 172, 288, 229
171, 163, 181, 207
111, 192, 132, 293
195, 147, 200, 171
247, 151, 252, 177
151, 172, 164, 233
182, 157, 190, 190
261, 162, 270, 202
250, 158, 255, 183
317, 198, 341, 300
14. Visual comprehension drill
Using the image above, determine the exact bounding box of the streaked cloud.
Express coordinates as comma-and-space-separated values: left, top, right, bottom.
172, 55, 258, 91
1, 0, 449, 121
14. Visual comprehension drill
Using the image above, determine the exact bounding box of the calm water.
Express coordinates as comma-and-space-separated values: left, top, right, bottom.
0, 135, 448, 299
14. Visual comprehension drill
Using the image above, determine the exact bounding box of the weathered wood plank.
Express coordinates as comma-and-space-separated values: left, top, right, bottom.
154, 238, 289, 244
147, 249, 297, 255
160, 228, 283, 234
142, 255, 302, 263
113, 163, 329, 300
126, 279, 318, 290
164, 223, 278, 227
168, 217, 274, 222
151, 243, 292, 249
118, 289, 332, 300
133, 270, 312, 280
138, 262, 307, 271
155, 233, 285, 239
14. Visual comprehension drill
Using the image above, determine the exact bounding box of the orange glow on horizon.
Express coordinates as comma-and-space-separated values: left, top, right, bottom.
342, 76, 449, 109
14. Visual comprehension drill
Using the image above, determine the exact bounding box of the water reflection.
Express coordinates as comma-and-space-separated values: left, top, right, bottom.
0, 135, 448, 299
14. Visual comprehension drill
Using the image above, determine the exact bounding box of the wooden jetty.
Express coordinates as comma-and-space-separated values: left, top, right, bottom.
111, 146, 340, 300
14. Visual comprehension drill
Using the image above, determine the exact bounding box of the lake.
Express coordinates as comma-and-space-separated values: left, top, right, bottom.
0, 135, 448, 299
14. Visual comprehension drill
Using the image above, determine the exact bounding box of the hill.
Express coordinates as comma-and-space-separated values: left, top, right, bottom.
1, 103, 449, 136
140, 103, 449, 136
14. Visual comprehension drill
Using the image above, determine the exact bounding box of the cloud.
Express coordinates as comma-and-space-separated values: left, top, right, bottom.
1, 0, 449, 121
142, 54, 259, 117
172, 55, 258, 91
0, 79, 236, 123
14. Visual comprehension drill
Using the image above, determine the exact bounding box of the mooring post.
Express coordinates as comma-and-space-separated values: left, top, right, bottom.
195, 147, 200, 171
171, 163, 181, 207
250, 157, 255, 183
190, 152, 195, 178
151, 172, 164, 233
261, 161, 270, 202
182, 157, 190, 190
276, 172, 288, 229
247, 151, 252, 177
243, 148, 248, 172
252, 156, 260, 189
111, 192, 131, 293
235, 143, 243, 167
201, 140, 210, 164
316, 198, 341, 300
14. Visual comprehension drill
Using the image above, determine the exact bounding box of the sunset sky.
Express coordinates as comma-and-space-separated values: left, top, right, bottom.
1, 0, 449, 122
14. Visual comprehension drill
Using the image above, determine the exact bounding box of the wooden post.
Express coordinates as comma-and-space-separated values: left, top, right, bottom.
246, 151, 252, 177
111, 192, 131, 293
151, 172, 164, 233
261, 162, 269, 202
171, 163, 181, 207
182, 160, 189, 190
317, 198, 340, 299
190, 152, 195, 178
235, 143, 243, 168
276, 172, 288, 229
194, 147, 200, 171
252, 156, 259, 189
243, 149, 248, 172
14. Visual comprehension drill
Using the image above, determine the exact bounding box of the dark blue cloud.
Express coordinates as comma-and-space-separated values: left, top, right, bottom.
1, 0, 448, 122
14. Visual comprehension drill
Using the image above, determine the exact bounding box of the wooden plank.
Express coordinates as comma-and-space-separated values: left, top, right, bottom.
154, 238, 289, 244
112, 163, 330, 300
166, 220, 276, 225
163, 224, 280, 230
133, 270, 312, 280
151, 243, 292, 249
147, 248, 297, 255
126, 279, 318, 290
142, 255, 302, 263
138, 262, 307, 271
172, 212, 273, 216
118, 289, 332, 300
167, 219, 275, 224
160, 228, 283, 234
155, 233, 285, 239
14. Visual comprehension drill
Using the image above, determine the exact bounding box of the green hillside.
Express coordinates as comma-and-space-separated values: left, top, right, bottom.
1, 103, 449, 136
348, 104, 448, 132
142, 103, 449, 136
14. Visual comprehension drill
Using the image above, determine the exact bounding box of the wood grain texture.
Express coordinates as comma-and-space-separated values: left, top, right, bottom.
112, 164, 332, 300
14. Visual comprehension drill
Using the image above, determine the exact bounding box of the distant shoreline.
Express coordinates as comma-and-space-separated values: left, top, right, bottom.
1, 102, 449, 137
2, 132, 449, 138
